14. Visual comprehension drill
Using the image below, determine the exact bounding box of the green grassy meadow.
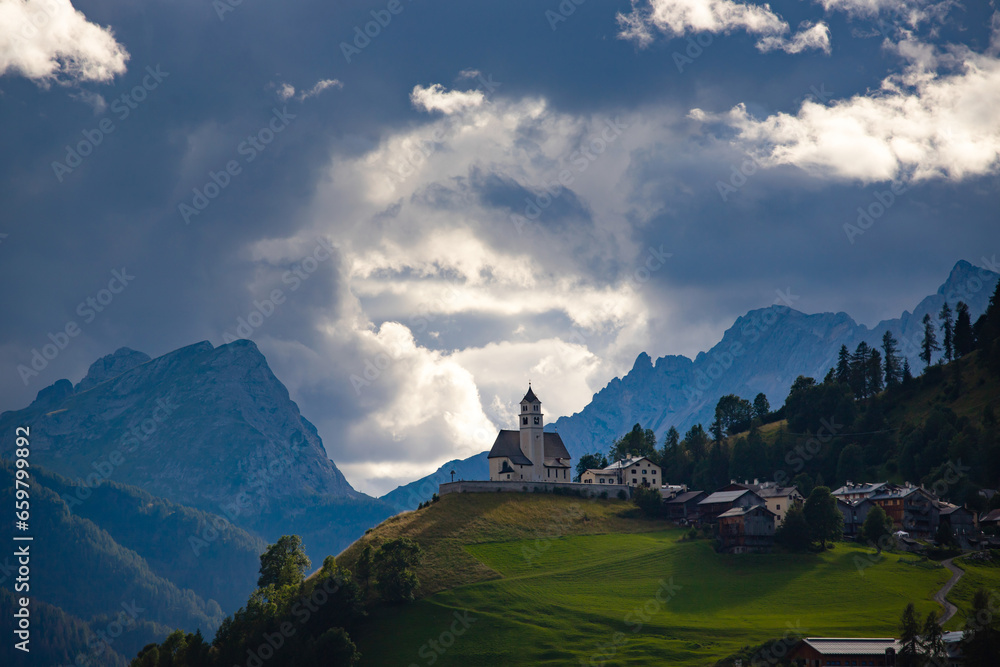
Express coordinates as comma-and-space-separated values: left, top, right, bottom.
344, 492, 988, 666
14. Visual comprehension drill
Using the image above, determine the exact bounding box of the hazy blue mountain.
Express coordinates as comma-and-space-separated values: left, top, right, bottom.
380, 452, 489, 511
0, 339, 395, 565
382, 259, 999, 503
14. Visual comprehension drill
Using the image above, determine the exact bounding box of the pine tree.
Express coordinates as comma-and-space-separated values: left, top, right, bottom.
836, 344, 851, 384
882, 331, 901, 388
851, 342, 871, 399
920, 313, 940, 368
899, 603, 922, 667
902, 358, 914, 383
939, 302, 954, 361
922, 611, 945, 664
954, 301, 975, 357
867, 349, 883, 395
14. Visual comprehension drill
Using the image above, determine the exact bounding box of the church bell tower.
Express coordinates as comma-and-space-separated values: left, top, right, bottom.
519, 384, 545, 480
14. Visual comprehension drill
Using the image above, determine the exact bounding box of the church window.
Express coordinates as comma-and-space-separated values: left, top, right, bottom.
522, 417, 528, 425
533, 404, 538, 411
533, 416, 539, 424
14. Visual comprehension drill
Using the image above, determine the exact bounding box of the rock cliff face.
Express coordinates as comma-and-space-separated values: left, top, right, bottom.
381, 260, 999, 502
0, 339, 361, 525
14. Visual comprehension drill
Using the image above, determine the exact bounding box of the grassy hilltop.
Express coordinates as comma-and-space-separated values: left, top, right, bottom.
340, 492, 995, 666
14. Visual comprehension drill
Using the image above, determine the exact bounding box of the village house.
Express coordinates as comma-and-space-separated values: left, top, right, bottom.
665, 490, 707, 522
869, 484, 940, 538
979, 508, 1000, 530
724, 480, 803, 525
832, 481, 899, 503
789, 637, 900, 666
717, 504, 777, 553
581, 456, 661, 488
697, 488, 766, 522
937, 503, 977, 539
487, 386, 572, 483
837, 497, 873, 539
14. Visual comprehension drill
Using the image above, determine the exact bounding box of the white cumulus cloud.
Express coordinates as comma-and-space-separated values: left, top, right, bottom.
410, 83, 485, 114
690, 43, 1000, 182
617, 0, 831, 53
0, 0, 129, 84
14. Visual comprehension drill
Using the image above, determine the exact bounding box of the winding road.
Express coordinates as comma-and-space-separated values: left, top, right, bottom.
934, 557, 965, 625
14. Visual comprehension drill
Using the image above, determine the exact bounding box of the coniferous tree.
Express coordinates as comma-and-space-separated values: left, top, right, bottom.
882, 331, 901, 388
973, 280, 1000, 346
684, 424, 708, 462
850, 342, 871, 399
867, 349, 883, 395
898, 603, 922, 667
920, 313, 940, 368
922, 611, 945, 664
954, 301, 975, 357
902, 358, 914, 383
836, 344, 851, 384
939, 302, 954, 361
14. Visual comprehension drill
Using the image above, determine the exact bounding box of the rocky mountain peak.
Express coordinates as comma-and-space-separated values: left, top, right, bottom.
75, 347, 152, 392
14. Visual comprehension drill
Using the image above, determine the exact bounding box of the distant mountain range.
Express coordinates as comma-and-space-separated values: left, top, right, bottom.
0, 340, 395, 564
380, 259, 999, 510
0, 338, 397, 661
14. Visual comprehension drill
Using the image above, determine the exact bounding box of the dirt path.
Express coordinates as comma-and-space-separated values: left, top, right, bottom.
934, 557, 964, 625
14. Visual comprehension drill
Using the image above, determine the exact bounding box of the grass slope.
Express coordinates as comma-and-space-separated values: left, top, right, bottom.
336, 492, 671, 596
343, 493, 1000, 667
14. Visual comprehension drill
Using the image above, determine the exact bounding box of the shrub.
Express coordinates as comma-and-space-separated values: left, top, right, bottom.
617, 490, 628, 500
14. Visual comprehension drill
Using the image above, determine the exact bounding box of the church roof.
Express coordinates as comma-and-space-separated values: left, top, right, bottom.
521, 386, 539, 403
487, 429, 570, 463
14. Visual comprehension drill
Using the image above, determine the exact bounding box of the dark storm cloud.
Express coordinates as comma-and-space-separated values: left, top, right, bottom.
1, 0, 997, 493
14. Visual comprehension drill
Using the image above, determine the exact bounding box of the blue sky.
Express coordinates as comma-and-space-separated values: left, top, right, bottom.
0, 0, 997, 494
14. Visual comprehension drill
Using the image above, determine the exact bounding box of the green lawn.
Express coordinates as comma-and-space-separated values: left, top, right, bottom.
351, 530, 955, 666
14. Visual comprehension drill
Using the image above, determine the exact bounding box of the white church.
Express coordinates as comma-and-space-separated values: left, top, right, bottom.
487, 386, 573, 482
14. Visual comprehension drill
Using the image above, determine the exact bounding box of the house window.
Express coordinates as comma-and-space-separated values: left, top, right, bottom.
777, 504, 781, 511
